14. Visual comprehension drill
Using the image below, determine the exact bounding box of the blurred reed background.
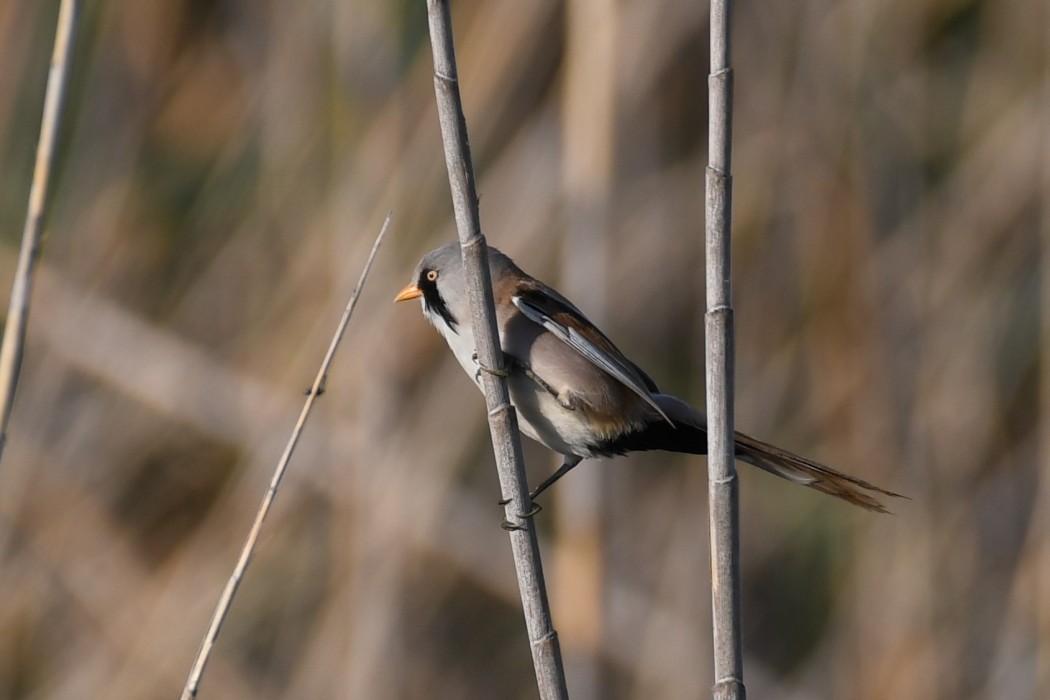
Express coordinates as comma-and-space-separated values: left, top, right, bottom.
0, 1, 1045, 698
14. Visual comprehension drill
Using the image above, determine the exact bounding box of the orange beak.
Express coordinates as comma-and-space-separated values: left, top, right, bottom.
393, 283, 422, 303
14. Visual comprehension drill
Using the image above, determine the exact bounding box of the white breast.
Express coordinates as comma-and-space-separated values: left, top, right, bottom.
423, 302, 481, 386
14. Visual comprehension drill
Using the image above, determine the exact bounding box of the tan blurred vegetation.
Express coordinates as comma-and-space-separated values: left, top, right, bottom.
0, 0, 1046, 698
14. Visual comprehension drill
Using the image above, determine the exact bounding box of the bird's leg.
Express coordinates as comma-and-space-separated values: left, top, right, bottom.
482, 355, 581, 526
529, 456, 584, 501
475, 352, 576, 413
497, 456, 583, 530
503, 355, 583, 413
512, 359, 558, 398
498, 456, 584, 508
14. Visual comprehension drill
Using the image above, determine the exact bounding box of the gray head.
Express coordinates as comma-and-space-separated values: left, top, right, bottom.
394, 242, 520, 333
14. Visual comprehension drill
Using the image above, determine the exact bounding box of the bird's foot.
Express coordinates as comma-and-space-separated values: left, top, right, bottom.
554, 389, 582, 412
498, 492, 542, 530
471, 351, 508, 381
499, 502, 543, 531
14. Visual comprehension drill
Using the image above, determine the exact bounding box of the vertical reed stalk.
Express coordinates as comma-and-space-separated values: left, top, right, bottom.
424, 2, 568, 698
705, 0, 745, 698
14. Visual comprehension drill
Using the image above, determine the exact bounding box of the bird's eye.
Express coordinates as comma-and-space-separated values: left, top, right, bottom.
426, 270, 439, 282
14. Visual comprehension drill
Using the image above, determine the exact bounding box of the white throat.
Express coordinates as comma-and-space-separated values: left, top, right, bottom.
422, 300, 481, 385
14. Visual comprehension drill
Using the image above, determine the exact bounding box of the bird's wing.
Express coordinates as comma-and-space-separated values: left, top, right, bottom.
511, 288, 673, 426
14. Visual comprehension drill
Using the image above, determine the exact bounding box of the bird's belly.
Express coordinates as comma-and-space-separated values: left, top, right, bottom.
448, 348, 580, 453
505, 374, 614, 458
452, 346, 638, 458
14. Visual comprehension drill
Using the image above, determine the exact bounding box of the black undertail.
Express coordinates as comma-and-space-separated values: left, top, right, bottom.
592, 415, 903, 512
593, 418, 708, 458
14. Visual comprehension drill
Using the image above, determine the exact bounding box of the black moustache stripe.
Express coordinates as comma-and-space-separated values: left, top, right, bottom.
424, 288, 458, 332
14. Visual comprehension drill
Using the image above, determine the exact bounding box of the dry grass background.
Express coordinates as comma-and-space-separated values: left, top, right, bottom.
0, 1, 1045, 698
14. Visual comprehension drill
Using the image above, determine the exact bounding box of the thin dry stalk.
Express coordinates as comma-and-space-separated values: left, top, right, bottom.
705, 0, 745, 698
0, 0, 81, 466
179, 213, 391, 700
423, 2, 568, 698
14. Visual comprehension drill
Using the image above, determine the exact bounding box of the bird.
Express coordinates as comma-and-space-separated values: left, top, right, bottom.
395, 242, 902, 513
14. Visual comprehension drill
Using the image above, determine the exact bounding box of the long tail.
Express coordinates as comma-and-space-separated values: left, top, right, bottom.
733, 431, 904, 513
648, 393, 904, 513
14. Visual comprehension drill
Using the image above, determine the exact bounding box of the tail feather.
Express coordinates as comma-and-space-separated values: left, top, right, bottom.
623, 394, 904, 512
733, 431, 904, 513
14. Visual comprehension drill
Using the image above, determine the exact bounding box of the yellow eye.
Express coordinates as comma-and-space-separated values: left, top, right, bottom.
426, 270, 439, 282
